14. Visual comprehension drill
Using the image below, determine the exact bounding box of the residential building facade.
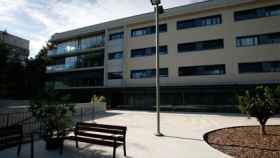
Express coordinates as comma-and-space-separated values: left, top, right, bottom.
0, 31, 29, 62
47, 0, 280, 111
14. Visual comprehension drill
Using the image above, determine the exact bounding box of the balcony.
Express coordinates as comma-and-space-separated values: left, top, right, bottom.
48, 39, 105, 57
47, 52, 105, 73
46, 64, 65, 72
53, 80, 104, 89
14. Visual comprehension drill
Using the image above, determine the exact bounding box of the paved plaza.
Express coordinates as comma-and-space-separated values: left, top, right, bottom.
1, 110, 279, 158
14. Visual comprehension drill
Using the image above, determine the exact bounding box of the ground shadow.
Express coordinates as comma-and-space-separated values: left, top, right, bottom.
163, 135, 204, 142
94, 111, 124, 120
209, 142, 280, 152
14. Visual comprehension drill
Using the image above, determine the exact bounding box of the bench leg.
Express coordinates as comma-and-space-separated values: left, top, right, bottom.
17, 141, 22, 156
113, 146, 116, 158
123, 143, 127, 156
30, 135, 34, 158
60, 139, 64, 155
75, 140, 79, 149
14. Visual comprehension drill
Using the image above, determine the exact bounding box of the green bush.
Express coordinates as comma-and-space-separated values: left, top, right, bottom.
238, 86, 280, 135
30, 91, 75, 140
91, 95, 106, 103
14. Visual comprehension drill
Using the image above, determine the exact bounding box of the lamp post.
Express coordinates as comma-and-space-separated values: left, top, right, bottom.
150, 0, 164, 137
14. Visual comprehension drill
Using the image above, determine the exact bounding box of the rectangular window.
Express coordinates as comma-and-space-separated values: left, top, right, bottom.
177, 15, 222, 30
131, 68, 168, 79
81, 34, 105, 49
57, 40, 79, 54
108, 72, 123, 80
179, 65, 225, 76
178, 39, 224, 53
234, 4, 280, 21
239, 61, 280, 73
131, 45, 168, 58
236, 32, 280, 47
109, 32, 124, 40
131, 24, 167, 37
108, 51, 123, 60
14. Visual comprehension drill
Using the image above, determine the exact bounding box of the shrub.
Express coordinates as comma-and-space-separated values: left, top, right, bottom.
238, 86, 280, 136
91, 95, 106, 103
30, 91, 75, 144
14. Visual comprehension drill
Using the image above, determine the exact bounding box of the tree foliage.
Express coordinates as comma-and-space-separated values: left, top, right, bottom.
238, 86, 280, 135
0, 41, 50, 99
0, 41, 25, 98
30, 90, 75, 140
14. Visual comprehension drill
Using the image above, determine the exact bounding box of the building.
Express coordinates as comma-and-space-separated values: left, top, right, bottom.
0, 31, 30, 62
46, 0, 280, 111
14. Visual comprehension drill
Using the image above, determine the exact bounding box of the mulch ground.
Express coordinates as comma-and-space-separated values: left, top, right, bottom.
204, 125, 280, 158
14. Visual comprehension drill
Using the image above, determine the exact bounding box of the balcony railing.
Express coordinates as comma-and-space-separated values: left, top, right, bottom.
47, 42, 105, 57
46, 64, 65, 72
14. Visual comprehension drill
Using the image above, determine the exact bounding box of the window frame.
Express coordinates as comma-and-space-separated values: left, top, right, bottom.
178, 65, 226, 76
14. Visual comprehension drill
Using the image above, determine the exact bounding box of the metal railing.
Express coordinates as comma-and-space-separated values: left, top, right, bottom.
0, 103, 95, 142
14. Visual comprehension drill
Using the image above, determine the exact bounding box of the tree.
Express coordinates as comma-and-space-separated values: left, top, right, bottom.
0, 41, 25, 98
0, 41, 9, 97
25, 44, 51, 98
238, 86, 280, 136
30, 90, 75, 149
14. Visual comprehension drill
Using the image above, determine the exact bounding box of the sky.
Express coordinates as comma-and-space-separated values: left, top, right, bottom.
0, 0, 204, 57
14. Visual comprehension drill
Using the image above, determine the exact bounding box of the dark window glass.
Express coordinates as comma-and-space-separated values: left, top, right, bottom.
234, 4, 280, 21
108, 72, 123, 80
178, 39, 224, 53
179, 65, 225, 76
131, 45, 168, 58
109, 32, 124, 40
239, 61, 280, 73
177, 15, 222, 30
51, 69, 104, 87
131, 68, 168, 79
131, 24, 167, 37
236, 32, 280, 47
108, 51, 123, 60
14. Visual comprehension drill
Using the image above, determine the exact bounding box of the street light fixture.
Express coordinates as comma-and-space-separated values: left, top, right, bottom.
150, 0, 164, 137
150, 0, 161, 5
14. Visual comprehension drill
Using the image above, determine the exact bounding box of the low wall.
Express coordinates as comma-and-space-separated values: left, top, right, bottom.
0, 100, 30, 110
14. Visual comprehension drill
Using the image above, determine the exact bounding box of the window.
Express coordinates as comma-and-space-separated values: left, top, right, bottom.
109, 32, 124, 40
179, 65, 225, 76
234, 4, 280, 21
178, 39, 224, 53
108, 51, 123, 60
131, 24, 167, 37
131, 68, 168, 79
239, 61, 280, 73
65, 56, 77, 69
131, 45, 168, 58
236, 36, 258, 47
57, 40, 79, 54
177, 15, 222, 30
108, 72, 123, 80
236, 32, 280, 47
81, 34, 105, 49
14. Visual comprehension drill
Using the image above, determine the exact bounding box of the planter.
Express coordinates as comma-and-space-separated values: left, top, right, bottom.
94, 102, 106, 113
46, 137, 61, 150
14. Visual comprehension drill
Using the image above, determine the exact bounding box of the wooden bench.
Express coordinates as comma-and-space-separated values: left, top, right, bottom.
0, 125, 34, 158
0, 125, 23, 156
61, 122, 127, 158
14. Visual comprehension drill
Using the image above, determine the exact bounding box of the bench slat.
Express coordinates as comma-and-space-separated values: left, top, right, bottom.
75, 131, 124, 141
77, 122, 127, 131
76, 126, 125, 135
67, 136, 122, 147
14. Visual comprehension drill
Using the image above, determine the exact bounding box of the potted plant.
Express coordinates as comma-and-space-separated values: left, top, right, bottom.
91, 95, 106, 112
30, 92, 75, 150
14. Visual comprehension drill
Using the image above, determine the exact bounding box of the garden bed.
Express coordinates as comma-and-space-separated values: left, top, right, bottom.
204, 125, 280, 158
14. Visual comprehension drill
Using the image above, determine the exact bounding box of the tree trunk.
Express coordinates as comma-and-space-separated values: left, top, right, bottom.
260, 123, 266, 136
